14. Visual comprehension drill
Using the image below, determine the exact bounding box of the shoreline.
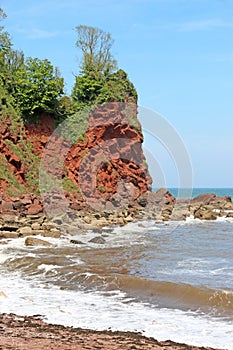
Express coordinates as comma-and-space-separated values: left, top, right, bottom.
0, 190, 232, 349
0, 313, 222, 350
1, 189, 233, 240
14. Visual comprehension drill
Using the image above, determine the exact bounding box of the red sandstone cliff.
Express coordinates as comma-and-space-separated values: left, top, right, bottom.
0, 103, 152, 209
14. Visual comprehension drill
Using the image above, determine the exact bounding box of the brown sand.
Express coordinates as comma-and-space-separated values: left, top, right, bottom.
0, 313, 222, 350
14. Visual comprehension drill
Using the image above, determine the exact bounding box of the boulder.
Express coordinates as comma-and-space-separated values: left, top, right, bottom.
191, 194, 216, 205
0, 231, 19, 239
42, 229, 60, 238
31, 223, 41, 231
18, 226, 33, 237
12, 200, 24, 210
223, 202, 233, 210
210, 195, 231, 204
1, 201, 14, 213
194, 209, 217, 220
170, 201, 190, 221
89, 236, 106, 244
27, 204, 43, 215
41, 222, 57, 231
25, 237, 52, 247
20, 196, 32, 205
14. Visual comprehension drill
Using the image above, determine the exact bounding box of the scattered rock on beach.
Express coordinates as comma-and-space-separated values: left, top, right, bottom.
18, 226, 33, 237
70, 239, 84, 245
0, 231, 19, 239
89, 236, 106, 244
25, 237, 52, 247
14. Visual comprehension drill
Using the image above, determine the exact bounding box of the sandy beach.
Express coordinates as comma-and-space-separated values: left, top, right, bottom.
0, 313, 222, 350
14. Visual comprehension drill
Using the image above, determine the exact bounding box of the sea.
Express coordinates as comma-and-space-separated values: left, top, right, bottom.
0, 188, 233, 349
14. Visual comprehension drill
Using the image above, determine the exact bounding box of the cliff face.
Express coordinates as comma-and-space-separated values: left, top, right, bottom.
65, 102, 152, 209
0, 103, 152, 208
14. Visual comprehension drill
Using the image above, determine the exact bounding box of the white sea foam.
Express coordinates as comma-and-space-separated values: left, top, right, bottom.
184, 216, 203, 224
67, 222, 148, 249
184, 214, 233, 224
216, 216, 233, 223
0, 252, 10, 264
37, 264, 62, 273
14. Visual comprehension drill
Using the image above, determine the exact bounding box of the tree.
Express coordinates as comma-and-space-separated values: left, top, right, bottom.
75, 25, 117, 76
2, 50, 25, 94
13, 57, 64, 121
95, 69, 138, 104
72, 26, 137, 110
0, 8, 12, 86
71, 74, 104, 110
0, 8, 11, 54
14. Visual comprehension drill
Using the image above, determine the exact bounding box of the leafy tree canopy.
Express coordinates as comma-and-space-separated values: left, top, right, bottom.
13, 57, 64, 122
0, 8, 11, 54
72, 26, 137, 110
0, 8, 12, 86
75, 25, 117, 77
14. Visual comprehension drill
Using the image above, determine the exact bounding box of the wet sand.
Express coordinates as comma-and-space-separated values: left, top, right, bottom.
0, 313, 222, 350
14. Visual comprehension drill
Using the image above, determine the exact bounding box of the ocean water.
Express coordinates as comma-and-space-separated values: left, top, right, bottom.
167, 188, 233, 200
0, 189, 233, 349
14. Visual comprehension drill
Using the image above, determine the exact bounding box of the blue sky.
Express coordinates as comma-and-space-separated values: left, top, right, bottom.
1, 0, 233, 188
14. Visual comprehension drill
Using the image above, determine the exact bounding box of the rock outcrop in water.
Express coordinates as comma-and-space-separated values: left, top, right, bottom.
136, 190, 233, 222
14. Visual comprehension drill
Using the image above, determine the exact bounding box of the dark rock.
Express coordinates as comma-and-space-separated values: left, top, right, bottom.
12, 199, 24, 210
137, 196, 147, 207
0, 225, 18, 232
89, 236, 106, 244
70, 239, 84, 245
